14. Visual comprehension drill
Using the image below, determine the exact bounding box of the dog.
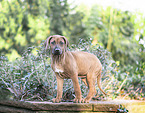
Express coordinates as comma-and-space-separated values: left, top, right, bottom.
44, 35, 107, 103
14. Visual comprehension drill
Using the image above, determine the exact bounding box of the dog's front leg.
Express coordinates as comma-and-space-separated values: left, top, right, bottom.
52, 74, 64, 103
71, 75, 82, 103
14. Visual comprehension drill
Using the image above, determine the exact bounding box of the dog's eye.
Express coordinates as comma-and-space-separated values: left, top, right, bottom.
51, 41, 55, 45
60, 41, 64, 45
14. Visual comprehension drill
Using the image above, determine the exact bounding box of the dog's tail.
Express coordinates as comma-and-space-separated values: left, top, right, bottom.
97, 72, 107, 96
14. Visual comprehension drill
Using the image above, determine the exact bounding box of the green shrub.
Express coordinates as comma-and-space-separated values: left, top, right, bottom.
0, 45, 54, 100
0, 39, 144, 101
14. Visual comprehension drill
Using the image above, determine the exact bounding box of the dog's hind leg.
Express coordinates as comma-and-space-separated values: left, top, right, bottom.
82, 72, 96, 103
81, 78, 88, 87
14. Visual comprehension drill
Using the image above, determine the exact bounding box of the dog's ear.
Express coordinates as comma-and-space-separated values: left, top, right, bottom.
44, 36, 53, 50
61, 36, 69, 48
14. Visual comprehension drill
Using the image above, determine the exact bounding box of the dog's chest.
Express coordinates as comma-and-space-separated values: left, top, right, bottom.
53, 66, 70, 79
55, 67, 63, 73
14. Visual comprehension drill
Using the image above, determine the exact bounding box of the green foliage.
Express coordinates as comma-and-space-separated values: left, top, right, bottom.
0, 45, 55, 100
0, 0, 50, 60
49, 0, 69, 35
87, 5, 142, 67
0, 40, 144, 101
49, 0, 89, 44
65, 12, 89, 44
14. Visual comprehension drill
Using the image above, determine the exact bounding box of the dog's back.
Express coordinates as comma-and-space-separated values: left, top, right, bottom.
70, 51, 102, 76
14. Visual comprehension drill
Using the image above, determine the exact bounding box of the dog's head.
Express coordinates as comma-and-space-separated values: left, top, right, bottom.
44, 35, 69, 55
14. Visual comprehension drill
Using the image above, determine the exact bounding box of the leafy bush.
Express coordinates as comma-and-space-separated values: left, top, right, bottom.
0, 39, 144, 101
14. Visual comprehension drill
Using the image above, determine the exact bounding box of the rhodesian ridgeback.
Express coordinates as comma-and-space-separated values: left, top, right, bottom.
45, 35, 107, 103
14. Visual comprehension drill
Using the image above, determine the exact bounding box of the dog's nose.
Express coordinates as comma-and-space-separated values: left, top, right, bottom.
53, 47, 62, 55
55, 48, 60, 52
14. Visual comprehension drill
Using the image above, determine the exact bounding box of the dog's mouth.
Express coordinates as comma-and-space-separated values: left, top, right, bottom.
52, 48, 62, 55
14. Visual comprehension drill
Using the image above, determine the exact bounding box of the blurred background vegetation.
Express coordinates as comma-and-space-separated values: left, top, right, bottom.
0, 0, 144, 101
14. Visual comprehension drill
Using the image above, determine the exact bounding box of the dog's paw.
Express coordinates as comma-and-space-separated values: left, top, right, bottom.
73, 98, 82, 103
81, 98, 90, 103
52, 98, 61, 103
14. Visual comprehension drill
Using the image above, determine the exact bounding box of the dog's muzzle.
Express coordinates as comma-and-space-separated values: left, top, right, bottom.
52, 47, 62, 55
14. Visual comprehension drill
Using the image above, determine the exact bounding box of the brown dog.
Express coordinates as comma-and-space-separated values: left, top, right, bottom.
45, 35, 107, 103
